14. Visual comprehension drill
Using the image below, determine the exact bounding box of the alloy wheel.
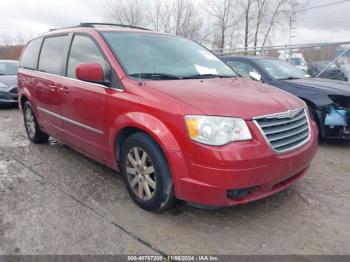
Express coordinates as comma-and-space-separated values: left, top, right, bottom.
126, 147, 156, 200
25, 107, 36, 139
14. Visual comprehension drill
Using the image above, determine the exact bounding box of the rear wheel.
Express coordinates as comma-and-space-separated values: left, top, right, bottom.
23, 101, 49, 143
120, 133, 175, 212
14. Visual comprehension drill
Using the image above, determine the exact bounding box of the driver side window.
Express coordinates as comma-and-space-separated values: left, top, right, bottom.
67, 35, 108, 79
226, 60, 258, 77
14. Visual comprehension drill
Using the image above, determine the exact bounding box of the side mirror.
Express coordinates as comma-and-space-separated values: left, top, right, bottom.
249, 71, 262, 82
75, 62, 107, 84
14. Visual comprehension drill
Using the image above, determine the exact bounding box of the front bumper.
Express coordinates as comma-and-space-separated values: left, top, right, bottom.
0, 87, 18, 105
313, 106, 350, 140
169, 120, 318, 207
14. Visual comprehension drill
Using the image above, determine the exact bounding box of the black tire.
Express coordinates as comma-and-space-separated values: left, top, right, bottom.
308, 106, 324, 140
120, 132, 175, 212
23, 101, 49, 144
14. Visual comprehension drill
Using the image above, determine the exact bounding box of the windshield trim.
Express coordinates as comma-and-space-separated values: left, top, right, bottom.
99, 31, 237, 81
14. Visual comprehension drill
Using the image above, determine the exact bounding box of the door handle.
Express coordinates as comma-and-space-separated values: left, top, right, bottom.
59, 86, 71, 94
49, 84, 58, 91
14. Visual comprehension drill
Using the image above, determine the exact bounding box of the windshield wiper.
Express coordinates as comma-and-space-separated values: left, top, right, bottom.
181, 74, 235, 79
278, 76, 302, 80
128, 73, 181, 80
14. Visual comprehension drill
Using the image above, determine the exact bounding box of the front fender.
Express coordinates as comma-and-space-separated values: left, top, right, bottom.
109, 111, 182, 158
271, 81, 334, 107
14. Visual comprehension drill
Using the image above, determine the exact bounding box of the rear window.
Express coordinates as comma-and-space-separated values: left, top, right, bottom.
20, 38, 42, 70
38, 35, 68, 75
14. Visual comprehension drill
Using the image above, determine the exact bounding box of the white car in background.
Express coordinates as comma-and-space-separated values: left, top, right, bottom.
279, 53, 308, 72
290, 57, 308, 72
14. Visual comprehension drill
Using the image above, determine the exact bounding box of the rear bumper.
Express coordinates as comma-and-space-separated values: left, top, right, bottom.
169, 121, 318, 207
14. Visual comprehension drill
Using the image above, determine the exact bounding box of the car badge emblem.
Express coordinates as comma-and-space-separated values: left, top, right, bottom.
287, 110, 298, 119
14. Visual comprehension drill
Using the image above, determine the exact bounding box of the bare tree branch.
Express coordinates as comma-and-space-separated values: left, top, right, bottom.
261, 0, 288, 48
105, 0, 146, 27
204, 0, 235, 49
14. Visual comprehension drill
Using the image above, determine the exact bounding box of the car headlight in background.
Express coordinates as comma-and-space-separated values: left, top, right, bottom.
185, 115, 252, 146
0, 81, 8, 88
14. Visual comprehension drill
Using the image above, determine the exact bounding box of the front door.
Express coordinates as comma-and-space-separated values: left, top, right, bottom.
60, 34, 110, 161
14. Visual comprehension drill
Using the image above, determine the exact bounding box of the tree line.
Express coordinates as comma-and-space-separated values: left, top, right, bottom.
105, 0, 299, 50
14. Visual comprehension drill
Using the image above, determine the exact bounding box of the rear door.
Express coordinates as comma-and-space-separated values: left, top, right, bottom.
18, 37, 43, 109
60, 34, 110, 161
35, 35, 70, 140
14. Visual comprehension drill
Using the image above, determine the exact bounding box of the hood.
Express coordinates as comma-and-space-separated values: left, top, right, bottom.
145, 77, 304, 120
0, 75, 17, 88
283, 78, 350, 96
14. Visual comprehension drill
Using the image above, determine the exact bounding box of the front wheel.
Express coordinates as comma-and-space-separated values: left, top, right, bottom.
120, 133, 175, 212
23, 101, 49, 144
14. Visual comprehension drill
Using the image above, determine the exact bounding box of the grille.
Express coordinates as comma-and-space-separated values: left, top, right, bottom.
254, 108, 310, 154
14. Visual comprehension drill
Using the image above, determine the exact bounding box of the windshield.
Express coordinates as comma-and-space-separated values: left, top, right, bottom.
256, 59, 307, 80
291, 58, 304, 66
101, 32, 236, 80
0, 61, 18, 75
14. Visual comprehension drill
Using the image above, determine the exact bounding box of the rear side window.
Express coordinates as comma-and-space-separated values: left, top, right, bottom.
38, 35, 68, 75
20, 38, 42, 70
67, 35, 107, 79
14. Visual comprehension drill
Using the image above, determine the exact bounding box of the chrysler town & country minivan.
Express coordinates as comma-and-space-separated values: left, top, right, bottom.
18, 23, 318, 212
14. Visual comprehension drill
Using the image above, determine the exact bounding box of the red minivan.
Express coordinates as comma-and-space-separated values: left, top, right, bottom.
18, 23, 318, 212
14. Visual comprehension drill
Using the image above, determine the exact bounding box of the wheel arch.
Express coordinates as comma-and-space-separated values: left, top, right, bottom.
110, 112, 181, 164
19, 88, 35, 111
301, 97, 327, 138
20, 95, 29, 110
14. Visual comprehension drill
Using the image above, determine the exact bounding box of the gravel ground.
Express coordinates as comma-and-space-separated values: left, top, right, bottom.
0, 107, 349, 255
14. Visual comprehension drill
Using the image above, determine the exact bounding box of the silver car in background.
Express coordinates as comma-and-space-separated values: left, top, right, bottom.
0, 60, 18, 106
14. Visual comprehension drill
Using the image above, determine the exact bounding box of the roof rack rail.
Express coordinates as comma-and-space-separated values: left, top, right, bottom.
79, 23, 151, 31
49, 25, 77, 31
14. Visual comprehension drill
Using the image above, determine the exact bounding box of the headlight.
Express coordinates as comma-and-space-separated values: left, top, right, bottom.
185, 115, 252, 146
0, 82, 8, 88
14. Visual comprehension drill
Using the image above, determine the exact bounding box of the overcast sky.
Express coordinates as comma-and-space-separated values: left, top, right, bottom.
0, 0, 349, 46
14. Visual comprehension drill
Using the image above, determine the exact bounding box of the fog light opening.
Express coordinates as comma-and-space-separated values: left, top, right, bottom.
226, 187, 257, 200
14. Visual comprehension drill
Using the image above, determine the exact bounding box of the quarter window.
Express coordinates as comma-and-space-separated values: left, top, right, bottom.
67, 35, 107, 79
20, 38, 42, 70
38, 35, 68, 75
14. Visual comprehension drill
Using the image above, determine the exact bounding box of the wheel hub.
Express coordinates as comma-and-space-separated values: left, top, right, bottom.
25, 108, 36, 139
126, 147, 156, 200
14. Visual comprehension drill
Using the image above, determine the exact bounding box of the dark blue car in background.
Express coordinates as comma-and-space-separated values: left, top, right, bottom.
0, 60, 18, 106
221, 56, 350, 140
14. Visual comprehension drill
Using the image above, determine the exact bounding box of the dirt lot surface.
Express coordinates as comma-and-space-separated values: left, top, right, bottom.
0, 107, 349, 255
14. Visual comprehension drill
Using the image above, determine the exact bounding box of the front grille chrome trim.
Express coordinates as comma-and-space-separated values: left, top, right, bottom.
253, 108, 311, 154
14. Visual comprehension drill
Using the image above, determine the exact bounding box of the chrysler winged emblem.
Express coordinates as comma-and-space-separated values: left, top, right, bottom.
287, 110, 298, 119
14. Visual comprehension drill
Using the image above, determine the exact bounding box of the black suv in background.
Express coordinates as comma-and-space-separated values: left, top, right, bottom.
221, 56, 350, 140
0, 60, 19, 106
308, 61, 348, 82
